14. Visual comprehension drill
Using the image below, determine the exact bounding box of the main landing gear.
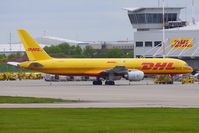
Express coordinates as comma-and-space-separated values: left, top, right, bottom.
93, 80, 102, 85
92, 80, 115, 85
105, 80, 115, 85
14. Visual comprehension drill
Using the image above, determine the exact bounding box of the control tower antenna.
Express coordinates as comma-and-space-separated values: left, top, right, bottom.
162, 0, 166, 57
192, 0, 196, 24
9, 32, 12, 51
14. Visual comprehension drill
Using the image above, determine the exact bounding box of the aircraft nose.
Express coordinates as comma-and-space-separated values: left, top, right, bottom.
189, 66, 193, 73
184, 66, 193, 73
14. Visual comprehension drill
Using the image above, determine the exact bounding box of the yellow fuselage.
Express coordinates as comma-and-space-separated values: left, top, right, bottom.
19, 58, 193, 76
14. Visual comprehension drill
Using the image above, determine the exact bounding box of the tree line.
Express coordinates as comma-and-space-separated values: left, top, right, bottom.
0, 42, 134, 62
44, 43, 134, 58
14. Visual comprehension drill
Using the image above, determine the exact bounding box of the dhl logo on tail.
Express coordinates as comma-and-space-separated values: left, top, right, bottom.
27, 48, 41, 52
142, 62, 175, 70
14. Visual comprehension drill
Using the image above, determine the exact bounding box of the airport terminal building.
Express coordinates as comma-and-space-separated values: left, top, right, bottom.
126, 7, 199, 71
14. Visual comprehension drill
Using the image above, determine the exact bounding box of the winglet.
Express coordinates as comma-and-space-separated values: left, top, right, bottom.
17, 29, 51, 61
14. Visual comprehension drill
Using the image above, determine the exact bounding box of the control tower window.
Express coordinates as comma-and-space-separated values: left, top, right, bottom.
129, 13, 177, 24
145, 41, 153, 47
129, 14, 146, 24
137, 14, 146, 23
128, 14, 137, 24
136, 41, 143, 47
166, 13, 177, 21
151, 14, 162, 23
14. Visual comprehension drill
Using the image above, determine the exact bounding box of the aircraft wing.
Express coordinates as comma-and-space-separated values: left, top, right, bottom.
101, 66, 128, 75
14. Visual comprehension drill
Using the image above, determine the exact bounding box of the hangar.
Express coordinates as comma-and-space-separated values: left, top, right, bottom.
0, 36, 88, 55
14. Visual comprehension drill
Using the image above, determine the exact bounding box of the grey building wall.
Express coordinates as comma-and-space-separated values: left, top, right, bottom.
134, 29, 199, 57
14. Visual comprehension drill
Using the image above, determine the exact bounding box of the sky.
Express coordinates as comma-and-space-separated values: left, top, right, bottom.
0, 0, 198, 43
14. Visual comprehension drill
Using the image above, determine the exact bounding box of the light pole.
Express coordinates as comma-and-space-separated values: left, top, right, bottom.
162, 0, 166, 58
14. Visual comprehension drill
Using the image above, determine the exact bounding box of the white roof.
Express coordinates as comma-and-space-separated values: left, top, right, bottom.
0, 36, 89, 53
123, 7, 141, 12
123, 7, 184, 12
41, 36, 87, 44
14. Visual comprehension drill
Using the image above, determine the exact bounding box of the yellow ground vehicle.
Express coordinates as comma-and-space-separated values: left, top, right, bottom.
154, 75, 173, 84
16, 72, 28, 79
8, 73, 17, 80
17, 72, 25, 80
24, 73, 32, 79
0, 73, 6, 80
0, 72, 43, 81
0, 72, 17, 81
30, 73, 43, 79
181, 76, 194, 84
17, 72, 43, 80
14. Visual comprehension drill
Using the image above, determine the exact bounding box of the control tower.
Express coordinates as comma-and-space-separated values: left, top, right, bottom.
126, 7, 186, 31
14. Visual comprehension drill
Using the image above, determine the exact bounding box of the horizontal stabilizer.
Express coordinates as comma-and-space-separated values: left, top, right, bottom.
7, 62, 20, 66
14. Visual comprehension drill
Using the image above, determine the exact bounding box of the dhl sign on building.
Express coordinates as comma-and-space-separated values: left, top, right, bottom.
170, 38, 193, 49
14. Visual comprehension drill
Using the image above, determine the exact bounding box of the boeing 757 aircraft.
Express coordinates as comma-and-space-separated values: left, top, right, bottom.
9, 29, 193, 85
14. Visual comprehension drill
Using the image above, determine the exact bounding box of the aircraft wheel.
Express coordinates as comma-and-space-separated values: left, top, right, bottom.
97, 80, 102, 85
105, 80, 115, 85
93, 80, 102, 85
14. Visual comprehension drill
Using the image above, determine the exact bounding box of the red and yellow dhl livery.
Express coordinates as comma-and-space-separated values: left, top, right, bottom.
170, 38, 192, 49
8, 29, 193, 85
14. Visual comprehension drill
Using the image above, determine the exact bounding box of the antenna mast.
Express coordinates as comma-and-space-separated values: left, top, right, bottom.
162, 0, 166, 57
9, 32, 12, 51
192, 0, 195, 24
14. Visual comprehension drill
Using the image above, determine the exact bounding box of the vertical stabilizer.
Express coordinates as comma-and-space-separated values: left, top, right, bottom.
17, 29, 51, 61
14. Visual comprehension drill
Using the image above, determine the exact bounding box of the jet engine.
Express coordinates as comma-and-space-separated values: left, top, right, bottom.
125, 70, 144, 81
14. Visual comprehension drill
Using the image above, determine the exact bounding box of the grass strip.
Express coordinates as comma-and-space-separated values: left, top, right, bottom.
0, 96, 77, 103
0, 108, 199, 133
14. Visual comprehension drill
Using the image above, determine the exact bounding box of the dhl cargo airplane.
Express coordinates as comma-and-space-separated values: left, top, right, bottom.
8, 29, 193, 85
